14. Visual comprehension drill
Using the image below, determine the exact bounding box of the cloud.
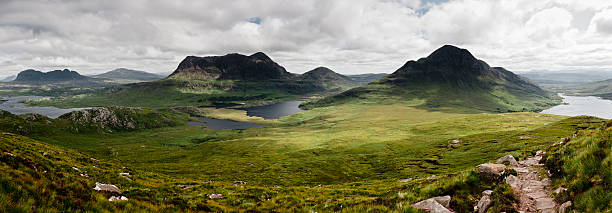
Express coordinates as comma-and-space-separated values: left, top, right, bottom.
0, 0, 612, 78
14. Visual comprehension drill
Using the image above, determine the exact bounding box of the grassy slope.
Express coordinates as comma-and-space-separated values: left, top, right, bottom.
29, 76, 359, 108
302, 82, 561, 113
0, 102, 607, 211
544, 119, 612, 212
564, 78, 612, 100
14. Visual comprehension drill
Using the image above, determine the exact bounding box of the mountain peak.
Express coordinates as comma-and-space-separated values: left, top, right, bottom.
169, 52, 292, 80
424, 45, 477, 64
250, 52, 271, 61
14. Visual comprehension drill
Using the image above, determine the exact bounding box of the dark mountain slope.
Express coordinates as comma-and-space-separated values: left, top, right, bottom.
347, 73, 387, 85
169, 52, 293, 81
302, 45, 560, 113
14, 69, 88, 82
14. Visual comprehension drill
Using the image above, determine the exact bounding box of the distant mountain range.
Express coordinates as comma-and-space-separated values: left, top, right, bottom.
0, 75, 16, 82
302, 45, 560, 112
14, 69, 90, 82
91, 68, 165, 81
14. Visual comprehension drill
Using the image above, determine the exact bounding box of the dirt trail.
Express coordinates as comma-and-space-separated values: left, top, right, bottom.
506, 151, 558, 213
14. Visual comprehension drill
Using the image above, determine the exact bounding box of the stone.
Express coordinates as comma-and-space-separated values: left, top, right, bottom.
432, 195, 451, 208
450, 139, 461, 144
209, 194, 223, 199
476, 194, 492, 213
93, 182, 120, 193
399, 178, 414, 183
108, 196, 128, 202
505, 175, 521, 190
535, 198, 555, 210
428, 175, 437, 179
496, 154, 519, 167
482, 190, 493, 196
554, 187, 567, 194
477, 163, 506, 179
411, 197, 452, 213
558, 201, 572, 213
520, 136, 531, 140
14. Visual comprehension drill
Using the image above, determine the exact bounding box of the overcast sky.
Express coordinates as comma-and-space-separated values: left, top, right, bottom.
1, 0, 612, 77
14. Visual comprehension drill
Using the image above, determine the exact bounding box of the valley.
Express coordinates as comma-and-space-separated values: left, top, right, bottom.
1, 45, 611, 212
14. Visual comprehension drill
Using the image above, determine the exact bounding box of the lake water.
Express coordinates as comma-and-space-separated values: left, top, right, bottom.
0, 96, 89, 118
541, 94, 612, 119
188, 117, 264, 130
241, 100, 305, 119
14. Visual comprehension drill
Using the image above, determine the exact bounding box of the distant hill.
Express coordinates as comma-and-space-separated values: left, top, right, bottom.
565, 78, 612, 100
169, 52, 294, 81
302, 45, 560, 113
91, 68, 165, 81
37, 53, 363, 107
0, 75, 16, 82
14, 69, 89, 82
347, 73, 387, 85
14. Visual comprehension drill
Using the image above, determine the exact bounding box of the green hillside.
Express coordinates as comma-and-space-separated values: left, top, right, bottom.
564, 78, 612, 100
302, 45, 561, 113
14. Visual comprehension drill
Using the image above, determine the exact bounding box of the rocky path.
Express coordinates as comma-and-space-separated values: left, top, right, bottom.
505, 151, 558, 213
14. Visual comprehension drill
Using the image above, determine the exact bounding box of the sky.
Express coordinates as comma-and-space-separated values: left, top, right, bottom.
1, 0, 612, 77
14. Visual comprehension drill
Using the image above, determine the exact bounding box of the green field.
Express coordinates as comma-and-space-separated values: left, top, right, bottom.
2, 98, 608, 211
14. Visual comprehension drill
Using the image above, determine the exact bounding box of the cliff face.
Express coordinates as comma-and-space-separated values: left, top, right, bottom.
169, 52, 293, 81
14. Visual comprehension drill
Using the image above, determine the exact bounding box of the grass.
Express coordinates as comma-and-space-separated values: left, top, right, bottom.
544, 118, 612, 212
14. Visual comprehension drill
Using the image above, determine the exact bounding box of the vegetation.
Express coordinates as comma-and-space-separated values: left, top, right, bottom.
544, 118, 612, 212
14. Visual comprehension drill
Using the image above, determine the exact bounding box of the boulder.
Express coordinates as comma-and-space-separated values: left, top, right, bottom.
558, 201, 572, 213
496, 154, 519, 167
209, 194, 223, 199
400, 178, 414, 183
477, 163, 506, 179
411, 196, 453, 213
432, 195, 451, 208
475, 192, 492, 213
108, 196, 128, 202
93, 182, 120, 193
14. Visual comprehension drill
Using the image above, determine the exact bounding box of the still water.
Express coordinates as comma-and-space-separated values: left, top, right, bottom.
241, 100, 305, 119
0, 96, 89, 118
541, 94, 612, 119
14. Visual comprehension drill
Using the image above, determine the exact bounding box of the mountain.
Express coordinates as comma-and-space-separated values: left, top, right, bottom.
14, 69, 88, 82
565, 78, 612, 100
91, 68, 165, 81
0, 75, 16, 82
302, 45, 560, 112
169, 52, 294, 81
39, 52, 363, 107
347, 73, 387, 85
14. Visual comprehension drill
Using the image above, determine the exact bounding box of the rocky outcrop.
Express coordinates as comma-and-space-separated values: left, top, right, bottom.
93, 182, 120, 193
496, 154, 519, 167
477, 163, 506, 180
108, 196, 128, 202
169, 52, 293, 81
59, 107, 177, 132
475, 190, 493, 213
14, 69, 88, 82
411, 195, 452, 213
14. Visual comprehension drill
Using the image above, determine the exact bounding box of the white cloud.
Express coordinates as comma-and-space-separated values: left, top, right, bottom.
0, 0, 612, 78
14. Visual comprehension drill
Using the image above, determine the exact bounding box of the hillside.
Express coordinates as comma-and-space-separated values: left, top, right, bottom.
33, 53, 362, 108
0, 75, 16, 82
91, 68, 165, 81
302, 45, 561, 113
347, 73, 387, 85
564, 78, 612, 100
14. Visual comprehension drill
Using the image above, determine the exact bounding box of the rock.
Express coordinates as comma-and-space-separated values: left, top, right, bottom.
93, 182, 120, 193
428, 175, 437, 179
209, 194, 223, 199
496, 154, 519, 167
450, 139, 461, 144
119, 172, 131, 177
108, 196, 128, 202
432, 195, 451, 208
558, 201, 572, 213
535, 150, 545, 157
400, 178, 414, 183
476, 194, 492, 213
535, 198, 556, 210
411, 196, 453, 213
520, 136, 531, 140
554, 187, 567, 194
482, 190, 493, 196
477, 163, 506, 179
